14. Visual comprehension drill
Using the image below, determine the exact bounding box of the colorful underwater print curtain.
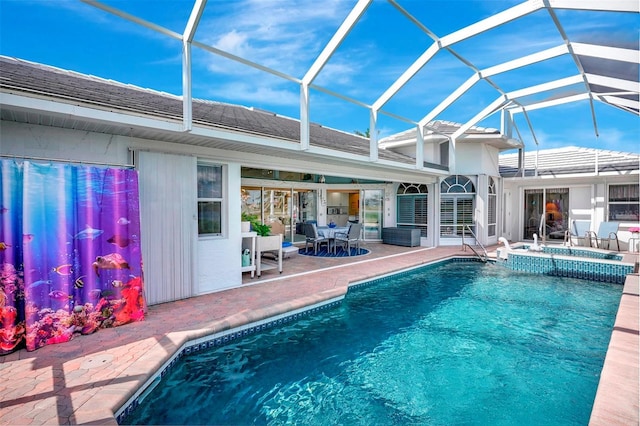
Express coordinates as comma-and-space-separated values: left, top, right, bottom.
0, 160, 145, 354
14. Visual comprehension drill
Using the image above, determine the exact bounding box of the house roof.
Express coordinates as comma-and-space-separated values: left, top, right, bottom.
379, 120, 523, 151
499, 146, 639, 177
0, 56, 430, 171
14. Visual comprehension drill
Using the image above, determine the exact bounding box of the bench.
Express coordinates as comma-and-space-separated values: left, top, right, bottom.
382, 227, 421, 247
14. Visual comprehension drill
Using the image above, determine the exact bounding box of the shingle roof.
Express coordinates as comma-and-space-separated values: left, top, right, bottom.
499, 146, 639, 177
0, 56, 420, 166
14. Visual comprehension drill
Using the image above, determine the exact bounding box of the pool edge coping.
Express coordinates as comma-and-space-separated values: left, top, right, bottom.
589, 273, 639, 426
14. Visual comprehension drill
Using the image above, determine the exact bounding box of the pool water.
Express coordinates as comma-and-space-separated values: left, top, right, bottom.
123, 261, 621, 425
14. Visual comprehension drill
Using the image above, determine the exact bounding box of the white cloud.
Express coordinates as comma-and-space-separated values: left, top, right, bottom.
205, 81, 299, 107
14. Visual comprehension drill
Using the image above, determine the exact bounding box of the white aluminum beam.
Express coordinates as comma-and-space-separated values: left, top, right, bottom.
372, 43, 440, 111
440, 1, 541, 48
369, 109, 378, 162
82, 0, 182, 40
481, 44, 569, 78
586, 74, 639, 93
192, 40, 299, 83
451, 96, 508, 140
302, 0, 371, 86
184, 0, 206, 43
598, 95, 640, 111
419, 73, 480, 126
508, 74, 583, 100
182, 43, 193, 132
572, 43, 639, 63
181, 0, 207, 133
507, 93, 590, 113
300, 83, 310, 151
548, 0, 639, 13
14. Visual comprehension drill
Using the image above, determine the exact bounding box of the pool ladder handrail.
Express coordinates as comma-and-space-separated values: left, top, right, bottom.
461, 225, 488, 263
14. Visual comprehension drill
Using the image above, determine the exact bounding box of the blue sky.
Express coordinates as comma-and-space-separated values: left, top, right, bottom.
1, 0, 638, 153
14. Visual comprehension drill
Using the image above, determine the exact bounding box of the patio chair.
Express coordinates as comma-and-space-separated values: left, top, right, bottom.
304, 223, 329, 254
335, 223, 362, 255
587, 221, 620, 251
564, 220, 591, 246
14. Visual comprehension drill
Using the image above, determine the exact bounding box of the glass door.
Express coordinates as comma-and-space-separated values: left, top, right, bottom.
361, 189, 383, 240
523, 188, 569, 241
523, 189, 543, 240
263, 188, 292, 241
293, 189, 317, 243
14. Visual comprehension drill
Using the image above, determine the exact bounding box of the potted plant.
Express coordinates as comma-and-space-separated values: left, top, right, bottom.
241, 212, 258, 233
252, 223, 271, 237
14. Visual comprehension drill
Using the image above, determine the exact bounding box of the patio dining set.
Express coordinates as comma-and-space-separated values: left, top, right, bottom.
304, 222, 362, 255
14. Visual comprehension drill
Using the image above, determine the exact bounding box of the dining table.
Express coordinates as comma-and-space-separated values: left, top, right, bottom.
316, 225, 350, 253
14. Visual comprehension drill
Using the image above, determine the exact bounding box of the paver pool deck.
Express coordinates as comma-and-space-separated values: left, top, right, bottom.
0, 243, 637, 425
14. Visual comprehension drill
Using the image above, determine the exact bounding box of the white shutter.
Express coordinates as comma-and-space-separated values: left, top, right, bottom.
138, 151, 196, 305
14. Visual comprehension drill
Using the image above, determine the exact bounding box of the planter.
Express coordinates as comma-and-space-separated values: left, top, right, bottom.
241, 221, 251, 233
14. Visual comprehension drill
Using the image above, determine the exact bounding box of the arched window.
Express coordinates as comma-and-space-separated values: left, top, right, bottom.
488, 177, 497, 237
397, 183, 428, 237
440, 175, 475, 237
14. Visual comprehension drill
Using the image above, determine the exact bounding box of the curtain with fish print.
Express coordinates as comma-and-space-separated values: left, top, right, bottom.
0, 159, 145, 354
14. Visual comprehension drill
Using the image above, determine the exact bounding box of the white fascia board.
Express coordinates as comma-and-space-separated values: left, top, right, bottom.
419, 73, 480, 126
481, 44, 569, 78
302, 0, 371, 86
451, 96, 508, 140
1, 92, 182, 132
572, 43, 639, 63
507, 93, 590, 113
586, 74, 639, 93
373, 43, 440, 110
548, 0, 639, 13
508, 74, 584, 99
440, 1, 541, 47
1, 93, 296, 151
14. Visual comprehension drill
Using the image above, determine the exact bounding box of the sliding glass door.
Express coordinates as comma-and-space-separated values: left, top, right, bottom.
523, 188, 569, 240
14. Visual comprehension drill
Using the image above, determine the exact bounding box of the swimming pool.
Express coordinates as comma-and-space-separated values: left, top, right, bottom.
121, 261, 621, 425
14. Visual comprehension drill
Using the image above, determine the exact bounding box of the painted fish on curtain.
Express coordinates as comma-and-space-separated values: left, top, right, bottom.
0, 160, 146, 354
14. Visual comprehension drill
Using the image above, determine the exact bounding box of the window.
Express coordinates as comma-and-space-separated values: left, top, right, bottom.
197, 164, 223, 236
608, 184, 639, 221
440, 175, 475, 237
488, 177, 497, 237
397, 183, 428, 237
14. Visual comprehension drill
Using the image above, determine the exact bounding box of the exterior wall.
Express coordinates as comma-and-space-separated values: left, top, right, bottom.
1, 121, 243, 303
454, 144, 501, 176
503, 175, 639, 250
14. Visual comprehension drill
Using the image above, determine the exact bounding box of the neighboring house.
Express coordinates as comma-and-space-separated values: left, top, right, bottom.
1, 57, 638, 308
499, 146, 639, 249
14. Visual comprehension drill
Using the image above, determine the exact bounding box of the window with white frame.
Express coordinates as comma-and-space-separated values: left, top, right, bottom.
440, 175, 475, 237
488, 177, 497, 237
397, 183, 428, 237
608, 183, 639, 222
197, 163, 223, 236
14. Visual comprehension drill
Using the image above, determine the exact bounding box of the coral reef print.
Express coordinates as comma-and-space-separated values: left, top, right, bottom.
0, 160, 146, 354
